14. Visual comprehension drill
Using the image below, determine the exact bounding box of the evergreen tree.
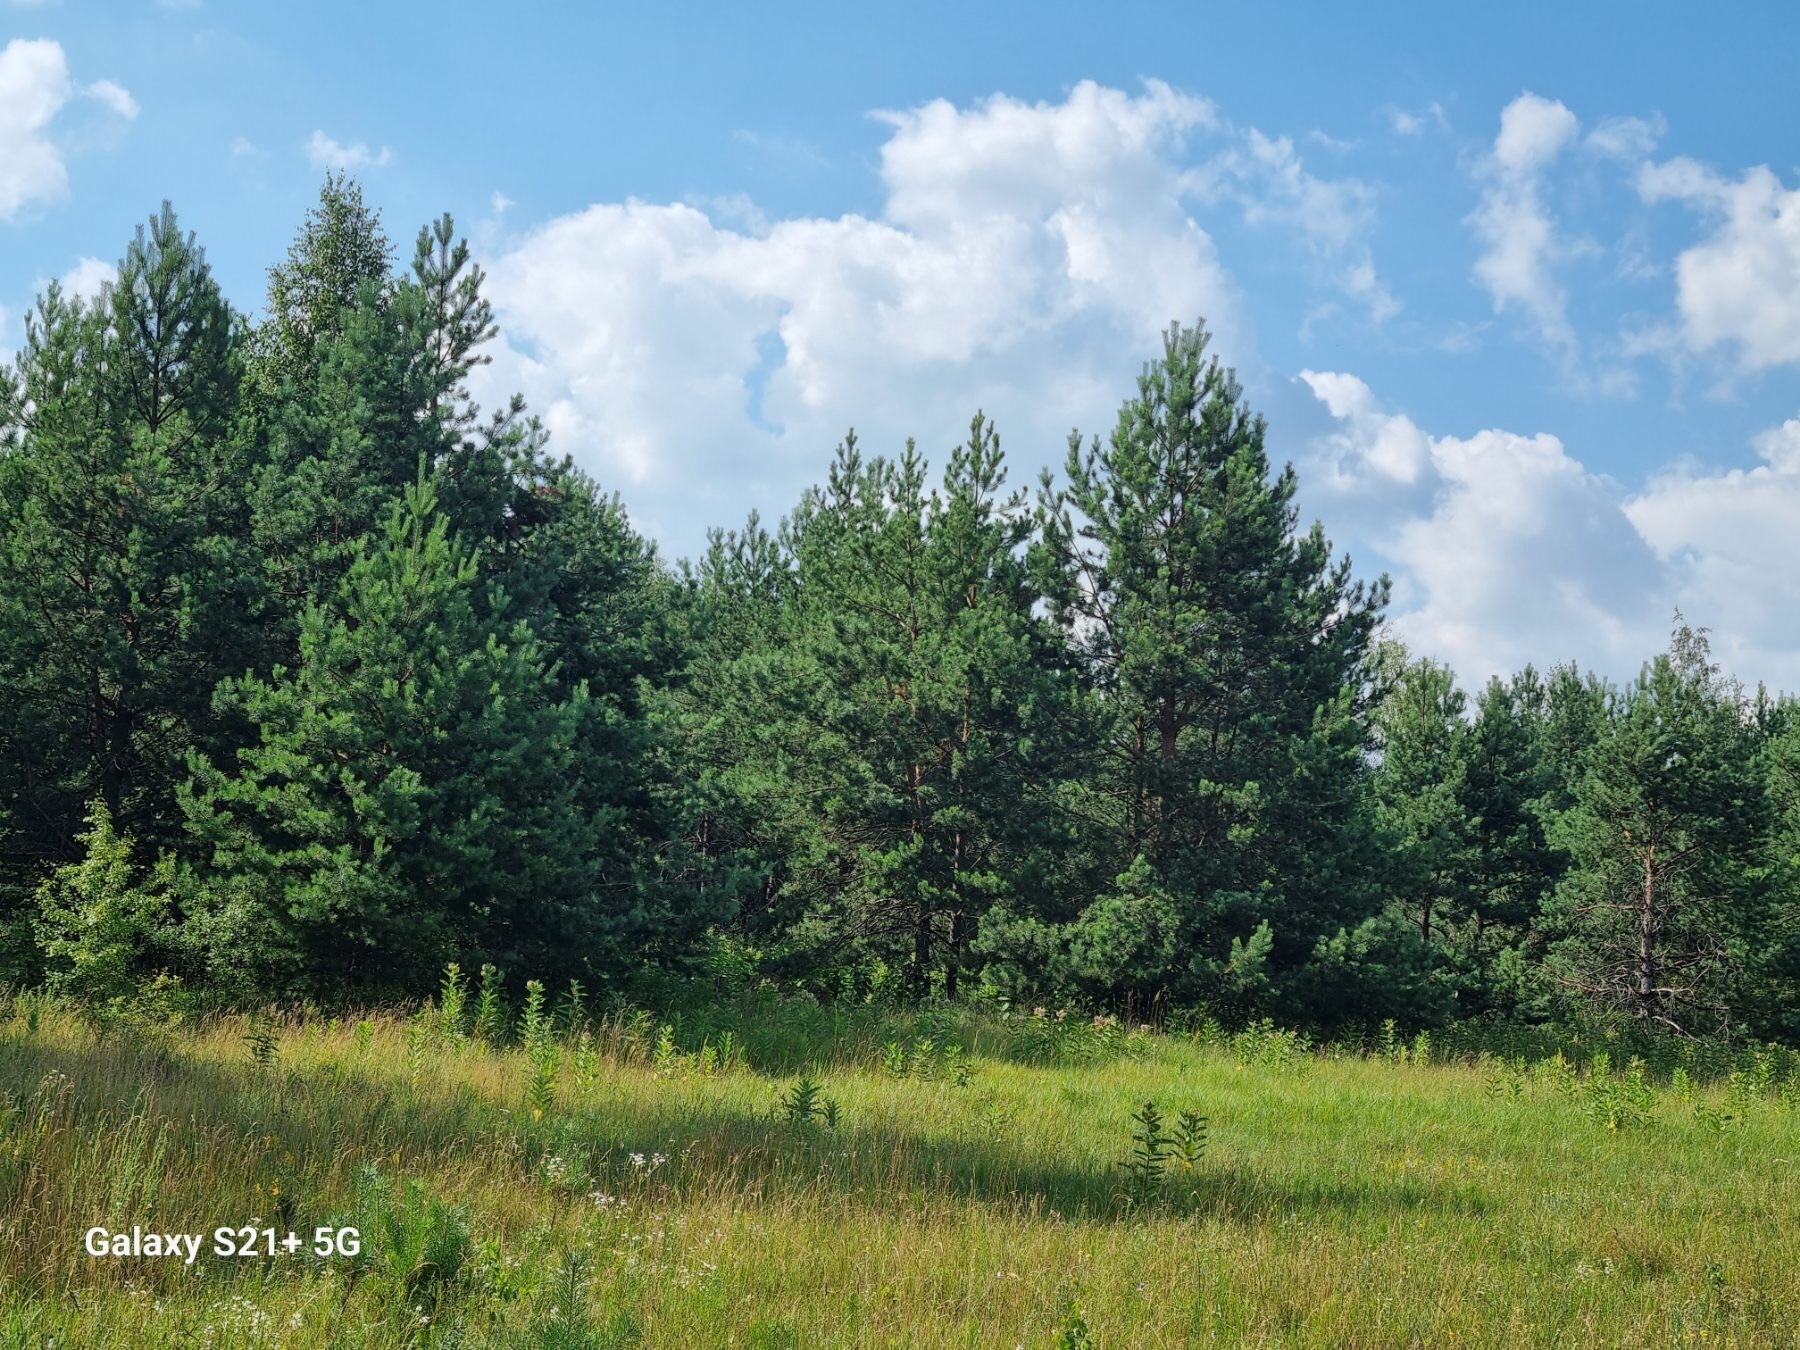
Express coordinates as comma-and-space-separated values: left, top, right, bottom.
0, 205, 249, 899
691, 419, 1072, 998
1754, 696, 1800, 1041
34, 799, 173, 1008
1037, 321, 1400, 1019
1370, 646, 1477, 953
181, 475, 645, 996
1543, 624, 1765, 1033
248, 179, 413, 635
1459, 671, 1562, 1015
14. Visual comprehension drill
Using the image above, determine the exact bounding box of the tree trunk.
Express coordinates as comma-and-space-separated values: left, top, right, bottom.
911, 907, 932, 1001
1636, 846, 1657, 1019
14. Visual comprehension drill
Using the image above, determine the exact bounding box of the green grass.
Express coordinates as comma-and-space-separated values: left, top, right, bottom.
1, 994, 1796, 1347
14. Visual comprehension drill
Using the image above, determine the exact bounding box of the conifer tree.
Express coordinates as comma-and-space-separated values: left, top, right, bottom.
1458, 671, 1562, 1013
693, 419, 1072, 997
0, 205, 248, 892
1371, 646, 1477, 952
1543, 623, 1764, 1033
181, 475, 634, 995
1037, 320, 1400, 1018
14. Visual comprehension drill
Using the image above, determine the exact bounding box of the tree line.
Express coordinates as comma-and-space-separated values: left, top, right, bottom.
3, 181, 1796, 1041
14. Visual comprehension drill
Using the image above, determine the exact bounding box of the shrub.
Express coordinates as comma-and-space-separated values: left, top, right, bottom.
32, 800, 170, 1011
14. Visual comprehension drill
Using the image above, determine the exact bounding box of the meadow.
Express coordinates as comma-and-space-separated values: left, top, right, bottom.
1, 981, 1797, 1348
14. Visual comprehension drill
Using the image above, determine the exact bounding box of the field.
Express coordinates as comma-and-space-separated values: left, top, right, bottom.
1, 989, 1797, 1348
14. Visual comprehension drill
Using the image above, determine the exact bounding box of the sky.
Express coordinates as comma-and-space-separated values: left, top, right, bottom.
4, 1, 1800, 690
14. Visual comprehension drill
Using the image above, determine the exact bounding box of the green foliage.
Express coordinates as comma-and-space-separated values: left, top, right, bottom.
777, 1075, 840, 1130
345, 1167, 473, 1305
475, 963, 507, 1043
1172, 1108, 1208, 1169
1035, 320, 1398, 1019
1543, 622, 1766, 1035
1120, 1099, 1171, 1207
1056, 1293, 1095, 1349
1581, 1053, 1656, 1131
3, 182, 1799, 1059
438, 963, 469, 1043
245, 1013, 279, 1073
31, 801, 170, 1010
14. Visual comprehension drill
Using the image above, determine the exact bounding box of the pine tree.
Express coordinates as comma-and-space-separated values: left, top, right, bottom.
1543, 623, 1765, 1033
1370, 645, 1477, 953
690, 419, 1072, 998
1458, 671, 1562, 1014
1753, 695, 1800, 1041
248, 178, 413, 636
0, 205, 249, 901
181, 474, 630, 996
1037, 320, 1394, 1017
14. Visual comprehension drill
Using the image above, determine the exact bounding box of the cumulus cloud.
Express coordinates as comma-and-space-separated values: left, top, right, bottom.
1300, 371, 1800, 690
1638, 156, 1800, 371
58, 254, 115, 301
0, 39, 73, 221
304, 130, 391, 172
1298, 370, 1672, 684
0, 40, 136, 222
475, 80, 1415, 550
477, 81, 1251, 550
1624, 414, 1800, 683
1467, 92, 1581, 350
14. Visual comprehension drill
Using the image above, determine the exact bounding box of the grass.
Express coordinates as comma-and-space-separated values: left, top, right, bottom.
0, 991, 1796, 1347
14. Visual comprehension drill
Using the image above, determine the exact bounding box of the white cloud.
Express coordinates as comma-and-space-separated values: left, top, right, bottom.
1299, 370, 1670, 684
1638, 156, 1800, 371
304, 130, 391, 173
490, 191, 514, 216
83, 78, 137, 120
1388, 102, 1447, 137
1492, 92, 1578, 173
1300, 370, 1431, 487
59, 255, 115, 300
1752, 416, 1800, 471
1201, 129, 1397, 322
477, 81, 1248, 550
1467, 92, 1580, 350
1584, 113, 1662, 161
0, 40, 135, 223
1301, 373, 1800, 690
1623, 414, 1800, 683
0, 38, 72, 221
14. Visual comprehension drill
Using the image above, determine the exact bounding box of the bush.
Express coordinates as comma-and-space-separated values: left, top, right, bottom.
32, 800, 172, 1011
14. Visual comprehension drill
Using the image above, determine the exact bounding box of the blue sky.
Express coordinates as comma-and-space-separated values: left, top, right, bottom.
5, 1, 1800, 687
